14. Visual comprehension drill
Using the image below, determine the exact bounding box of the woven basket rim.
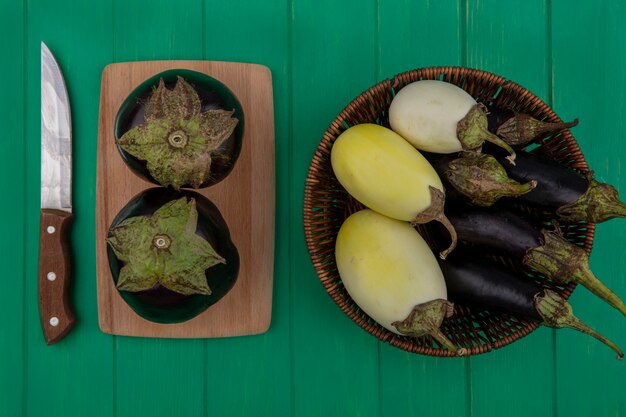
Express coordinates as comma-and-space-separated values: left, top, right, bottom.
303, 66, 593, 357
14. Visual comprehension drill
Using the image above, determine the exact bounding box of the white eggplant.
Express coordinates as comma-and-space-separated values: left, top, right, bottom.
331, 123, 456, 258
335, 209, 465, 355
389, 80, 516, 163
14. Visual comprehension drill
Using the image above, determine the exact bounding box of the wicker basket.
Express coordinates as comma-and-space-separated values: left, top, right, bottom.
302, 67, 593, 357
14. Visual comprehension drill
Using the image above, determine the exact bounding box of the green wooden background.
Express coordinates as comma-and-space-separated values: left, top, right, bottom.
1, 0, 625, 416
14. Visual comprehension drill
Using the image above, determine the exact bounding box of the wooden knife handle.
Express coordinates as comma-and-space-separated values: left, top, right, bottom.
38, 209, 76, 345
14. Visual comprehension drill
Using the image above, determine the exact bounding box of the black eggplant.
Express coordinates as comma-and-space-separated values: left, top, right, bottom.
486, 104, 578, 146
438, 252, 623, 359
115, 69, 245, 189
424, 151, 536, 206
432, 206, 626, 317
484, 145, 626, 223
107, 187, 240, 324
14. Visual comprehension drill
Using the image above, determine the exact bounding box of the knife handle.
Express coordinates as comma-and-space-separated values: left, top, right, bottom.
38, 209, 76, 345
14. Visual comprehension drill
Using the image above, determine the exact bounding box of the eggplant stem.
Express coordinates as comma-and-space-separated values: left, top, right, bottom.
429, 327, 468, 356
601, 200, 626, 219
522, 179, 538, 192
445, 153, 536, 207
411, 186, 457, 259
573, 260, 626, 317
457, 104, 517, 164
565, 316, 624, 360
547, 117, 579, 132
499, 179, 537, 200
524, 229, 626, 317
535, 290, 624, 360
535, 117, 580, 132
496, 114, 579, 146
557, 176, 626, 223
392, 299, 466, 356
488, 133, 517, 166
434, 213, 457, 260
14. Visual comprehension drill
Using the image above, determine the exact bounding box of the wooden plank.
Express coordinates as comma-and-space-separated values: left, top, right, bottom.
380, 346, 468, 417
23, 0, 115, 416
111, 2, 206, 416
201, 1, 291, 415
291, 1, 380, 415
379, 0, 464, 75
467, 0, 550, 95
96, 60, 274, 338
552, 1, 626, 415
377, 2, 468, 416
0, 1, 25, 416
115, 339, 206, 416
465, 2, 556, 417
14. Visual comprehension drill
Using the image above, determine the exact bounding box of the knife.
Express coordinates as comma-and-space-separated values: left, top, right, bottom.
39, 42, 75, 345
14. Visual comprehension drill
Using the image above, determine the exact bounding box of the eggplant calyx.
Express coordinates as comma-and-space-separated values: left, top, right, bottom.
107, 197, 225, 296
524, 229, 626, 317
117, 77, 239, 190
557, 173, 626, 223
411, 186, 457, 259
446, 152, 537, 207
534, 290, 624, 360
496, 113, 579, 146
457, 103, 517, 165
392, 299, 466, 356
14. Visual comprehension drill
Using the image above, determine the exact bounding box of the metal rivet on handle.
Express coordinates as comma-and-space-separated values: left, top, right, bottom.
47, 272, 57, 281
47, 226, 56, 234
49, 317, 59, 327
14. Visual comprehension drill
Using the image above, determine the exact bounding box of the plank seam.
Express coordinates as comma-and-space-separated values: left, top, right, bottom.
460, 0, 468, 67
201, 0, 206, 60
547, 0, 554, 108
287, 0, 295, 415
21, 0, 29, 415
466, 357, 472, 417
374, 0, 380, 81
546, 1, 558, 416
203, 342, 208, 417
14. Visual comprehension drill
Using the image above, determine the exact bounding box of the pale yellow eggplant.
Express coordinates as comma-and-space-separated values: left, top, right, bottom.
335, 209, 465, 355
331, 123, 456, 258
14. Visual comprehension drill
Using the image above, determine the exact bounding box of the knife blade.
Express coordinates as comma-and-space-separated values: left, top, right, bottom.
39, 42, 75, 345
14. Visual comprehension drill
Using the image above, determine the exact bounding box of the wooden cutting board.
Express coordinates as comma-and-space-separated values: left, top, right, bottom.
95, 61, 274, 338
